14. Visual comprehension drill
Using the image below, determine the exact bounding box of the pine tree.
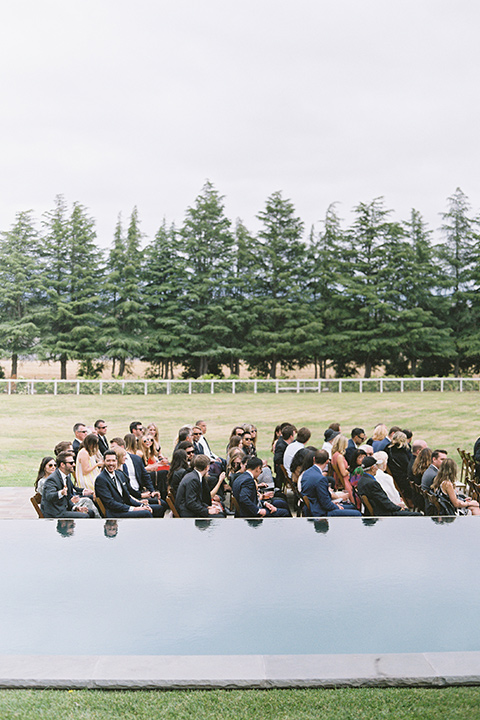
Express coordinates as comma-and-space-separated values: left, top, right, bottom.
245, 191, 305, 378
142, 220, 186, 378
180, 181, 235, 377
104, 207, 145, 377
437, 188, 479, 375
40, 198, 104, 378
0, 211, 43, 376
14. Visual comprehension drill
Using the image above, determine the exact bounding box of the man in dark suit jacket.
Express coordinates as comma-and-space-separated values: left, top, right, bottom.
233, 457, 290, 518
109, 440, 167, 514
358, 457, 420, 516
95, 450, 154, 518
301, 450, 361, 517
176, 455, 225, 518
41, 451, 95, 518
95, 419, 109, 456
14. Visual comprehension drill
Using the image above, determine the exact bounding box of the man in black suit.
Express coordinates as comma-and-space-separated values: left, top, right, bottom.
41, 451, 95, 518
95, 419, 109, 456
95, 450, 154, 518
110, 438, 167, 514
72, 422, 88, 458
273, 424, 296, 488
233, 457, 291, 518
357, 457, 420, 516
176, 455, 225, 518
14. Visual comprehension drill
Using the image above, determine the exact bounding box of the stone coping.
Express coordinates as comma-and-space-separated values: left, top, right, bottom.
0, 652, 479, 688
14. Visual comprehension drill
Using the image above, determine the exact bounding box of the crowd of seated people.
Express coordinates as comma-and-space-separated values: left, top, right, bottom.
32, 417, 480, 520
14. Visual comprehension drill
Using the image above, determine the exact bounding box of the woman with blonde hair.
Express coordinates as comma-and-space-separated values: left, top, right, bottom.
387, 431, 413, 502
372, 424, 389, 453
431, 459, 480, 515
76, 433, 103, 492
330, 434, 353, 503
146, 422, 161, 454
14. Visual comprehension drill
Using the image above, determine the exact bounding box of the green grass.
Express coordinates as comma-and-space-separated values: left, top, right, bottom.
0, 392, 477, 486
0, 687, 479, 719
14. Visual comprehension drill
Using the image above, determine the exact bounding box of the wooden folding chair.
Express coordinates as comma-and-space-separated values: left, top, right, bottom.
230, 494, 241, 517
95, 496, 107, 518
302, 495, 312, 517
166, 489, 180, 518
360, 494, 374, 516
30, 492, 44, 518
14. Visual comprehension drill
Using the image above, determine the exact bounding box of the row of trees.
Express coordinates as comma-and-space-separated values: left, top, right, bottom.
0, 183, 479, 379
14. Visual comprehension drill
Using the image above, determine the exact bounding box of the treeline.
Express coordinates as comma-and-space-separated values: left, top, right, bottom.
1, 183, 479, 380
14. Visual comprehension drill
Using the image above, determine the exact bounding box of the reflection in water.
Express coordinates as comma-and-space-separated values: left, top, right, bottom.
431, 516, 456, 526
245, 519, 263, 529
308, 518, 329, 534
194, 519, 217, 533
56, 519, 75, 537
104, 520, 119, 538
362, 518, 379, 528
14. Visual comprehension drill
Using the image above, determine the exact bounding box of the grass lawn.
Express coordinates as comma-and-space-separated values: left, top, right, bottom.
0, 687, 480, 719
0, 391, 478, 486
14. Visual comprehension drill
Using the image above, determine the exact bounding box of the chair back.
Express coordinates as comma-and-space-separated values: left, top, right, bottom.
360, 494, 374, 516
166, 489, 180, 518
30, 493, 44, 519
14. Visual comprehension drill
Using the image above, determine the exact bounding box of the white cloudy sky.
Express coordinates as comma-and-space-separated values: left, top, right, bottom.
0, 0, 478, 246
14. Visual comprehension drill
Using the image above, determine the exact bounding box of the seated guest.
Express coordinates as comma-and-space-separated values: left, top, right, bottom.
110, 438, 165, 511
371, 424, 389, 453
301, 450, 361, 517
330, 434, 354, 503
322, 428, 339, 458
407, 438, 428, 483
129, 421, 145, 442
54, 441, 73, 457
273, 424, 297, 488
240, 429, 256, 457
345, 428, 367, 466
167, 449, 190, 495
124, 433, 138, 454
410, 447, 432, 486
72, 422, 88, 458
191, 426, 204, 455
195, 420, 219, 461
372, 451, 404, 506
386, 431, 413, 500
95, 450, 155, 518
232, 457, 290, 518
421, 449, 448, 490
35, 456, 56, 496
94, 419, 109, 456
176, 454, 225, 517
431, 458, 480, 516
174, 426, 193, 452
357, 457, 420, 516
283, 426, 311, 478
146, 422, 161, 454
41, 451, 96, 518
76, 433, 104, 493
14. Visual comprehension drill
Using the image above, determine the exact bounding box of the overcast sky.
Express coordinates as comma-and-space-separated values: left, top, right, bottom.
0, 0, 478, 247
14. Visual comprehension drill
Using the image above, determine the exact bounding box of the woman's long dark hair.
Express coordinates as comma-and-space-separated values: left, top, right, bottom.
35, 456, 55, 490
167, 450, 189, 484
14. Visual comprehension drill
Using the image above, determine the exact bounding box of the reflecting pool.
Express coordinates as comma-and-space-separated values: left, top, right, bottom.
0, 517, 478, 656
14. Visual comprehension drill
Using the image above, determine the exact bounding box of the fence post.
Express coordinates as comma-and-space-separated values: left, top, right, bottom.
99, 381, 103, 395
188, 380, 192, 395
76, 381, 80, 395
440, 378, 444, 392
380, 379, 383, 393
339, 380, 342, 393
400, 379, 404, 392
318, 380, 321, 393
167, 381, 171, 395
275, 380, 279, 394
211, 380, 215, 394
421, 378, 424, 392
254, 380, 257, 394
460, 378, 463, 392
359, 380, 363, 393
297, 380, 300, 393
232, 380, 236, 394
144, 382, 148, 396
122, 381, 125, 394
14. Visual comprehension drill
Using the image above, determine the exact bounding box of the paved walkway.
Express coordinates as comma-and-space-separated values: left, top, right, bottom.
0, 488, 37, 519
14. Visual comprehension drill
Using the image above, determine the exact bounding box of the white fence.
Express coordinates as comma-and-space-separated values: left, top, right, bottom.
1, 377, 479, 395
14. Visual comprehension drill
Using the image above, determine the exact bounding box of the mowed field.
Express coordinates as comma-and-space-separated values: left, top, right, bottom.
0, 391, 478, 486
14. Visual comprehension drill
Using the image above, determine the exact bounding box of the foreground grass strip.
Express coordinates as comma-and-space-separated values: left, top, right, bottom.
0, 688, 479, 720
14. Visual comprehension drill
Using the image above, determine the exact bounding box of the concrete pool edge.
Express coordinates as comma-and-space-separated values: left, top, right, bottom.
0, 652, 479, 688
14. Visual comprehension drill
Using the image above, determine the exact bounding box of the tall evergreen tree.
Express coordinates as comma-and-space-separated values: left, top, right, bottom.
142, 220, 186, 378
437, 188, 479, 375
0, 211, 43, 376
180, 181, 235, 377
104, 207, 145, 376
40, 198, 103, 378
245, 191, 306, 378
